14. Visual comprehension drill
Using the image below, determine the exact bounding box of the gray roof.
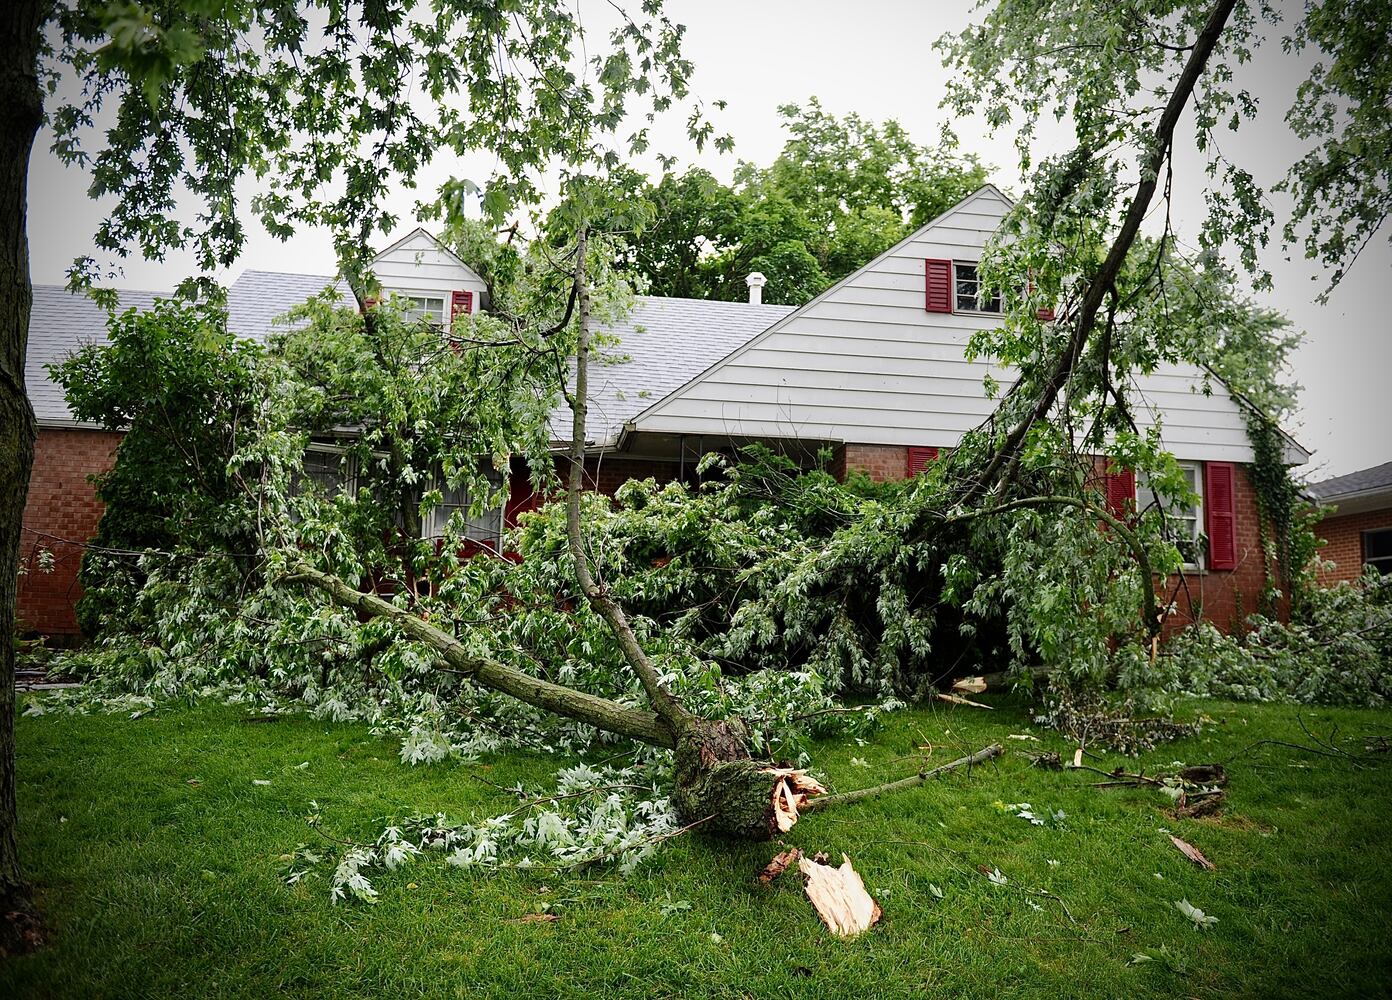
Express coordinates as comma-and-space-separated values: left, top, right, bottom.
1308, 461, 1392, 501
26, 284, 164, 425
570, 296, 795, 445
25, 276, 790, 441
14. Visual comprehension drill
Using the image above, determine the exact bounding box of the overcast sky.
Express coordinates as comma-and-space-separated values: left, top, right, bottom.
27, 0, 1389, 479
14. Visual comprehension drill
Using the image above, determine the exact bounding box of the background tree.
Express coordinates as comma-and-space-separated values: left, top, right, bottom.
593, 101, 987, 305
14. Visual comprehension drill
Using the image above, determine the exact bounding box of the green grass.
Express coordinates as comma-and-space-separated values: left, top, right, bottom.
4, 697, 1391, 999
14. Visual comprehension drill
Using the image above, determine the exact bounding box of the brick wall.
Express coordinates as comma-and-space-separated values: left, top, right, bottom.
1316, 507, 1392, 584
839, 443, 912, 482
17, 427, 122, 637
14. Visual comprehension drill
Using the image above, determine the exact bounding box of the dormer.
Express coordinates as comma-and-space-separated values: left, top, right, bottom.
369, 227, 489, 321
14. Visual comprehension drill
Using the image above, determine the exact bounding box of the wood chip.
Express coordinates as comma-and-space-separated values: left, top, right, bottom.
935, 692, 993, 710
798, 853, 882, 938
952, 675, 988, 694
757, 848, 802, 884
1169, 834, 1216, 870
1072, 747, 1084, 768
508, 912, 560, 923
762, 768, 828, 832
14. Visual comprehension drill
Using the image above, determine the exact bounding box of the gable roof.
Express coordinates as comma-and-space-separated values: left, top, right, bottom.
627, 184, 1015, 433
372, 226, 489, 288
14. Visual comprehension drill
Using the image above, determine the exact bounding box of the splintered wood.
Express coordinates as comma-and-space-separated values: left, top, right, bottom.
952, 676, 988, 694
798, 853, 882, 937
763, 767, 828, 832
757, 848, 802, 884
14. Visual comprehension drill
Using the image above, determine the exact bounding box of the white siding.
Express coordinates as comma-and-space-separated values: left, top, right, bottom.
372, 229, 488, 313
631, 186, 1277, 464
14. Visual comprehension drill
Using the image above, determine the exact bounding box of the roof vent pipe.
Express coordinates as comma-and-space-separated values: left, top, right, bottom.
745, 271, 767, 305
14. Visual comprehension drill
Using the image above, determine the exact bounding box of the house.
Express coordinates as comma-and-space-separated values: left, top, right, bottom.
18, 185, 1309, 639
1310, 462, 1392, 581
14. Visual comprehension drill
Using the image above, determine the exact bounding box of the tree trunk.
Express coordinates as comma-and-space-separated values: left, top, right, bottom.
0, 0, 46, 955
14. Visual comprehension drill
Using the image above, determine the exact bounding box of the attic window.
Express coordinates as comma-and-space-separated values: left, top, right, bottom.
953, 262, 1001, 314
401, 295, 446, 325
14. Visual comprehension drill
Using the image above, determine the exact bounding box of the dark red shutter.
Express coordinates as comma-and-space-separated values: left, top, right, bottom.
1027, 278, 1055, 321
924, 259, 953, 313
1204, 461, 1237, 570
450, 289, 473, 319
906, 446, 939, 477
1104, 468, 1136, 517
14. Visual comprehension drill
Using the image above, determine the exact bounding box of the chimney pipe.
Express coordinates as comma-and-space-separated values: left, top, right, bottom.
745, 271, 767, 305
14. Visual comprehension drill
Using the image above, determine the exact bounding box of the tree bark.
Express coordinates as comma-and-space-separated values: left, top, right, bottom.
0, 0, 46, 955
282, 562, 676, 748
563, 229, 694, 739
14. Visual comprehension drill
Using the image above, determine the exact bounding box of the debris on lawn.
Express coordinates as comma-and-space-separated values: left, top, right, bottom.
1171, 787, 1227, 819
936, 692, 993, 709
995, 800, 1066, 827
1169, 834, 1216, 870
764, 768, 828, 832
1038, 688, 1200, 754
1175, 898, 1219, 930
1025, 750, 1063, 769
508, 912, 560, 924
798, 853, 882, 937
952, 676, 988, 695
978, 865, 1008, 885
757, 848, 802, 885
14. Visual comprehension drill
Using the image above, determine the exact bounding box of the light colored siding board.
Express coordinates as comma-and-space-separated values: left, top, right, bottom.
631, 184, 1263, 464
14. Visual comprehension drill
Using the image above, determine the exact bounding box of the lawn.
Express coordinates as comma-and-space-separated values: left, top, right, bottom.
3, 696, 1390, 999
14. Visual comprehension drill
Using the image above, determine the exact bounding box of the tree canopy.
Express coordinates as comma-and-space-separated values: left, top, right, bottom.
584, 100, 987, 305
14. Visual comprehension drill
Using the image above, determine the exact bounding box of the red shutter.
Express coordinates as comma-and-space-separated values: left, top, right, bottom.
1204, 461, 1237, 570
1027, 278, 1055, 321
450, 290, 473, 319
1104, 468, 1136, 517
906, 446, 939, 477
924, 259, 953, 313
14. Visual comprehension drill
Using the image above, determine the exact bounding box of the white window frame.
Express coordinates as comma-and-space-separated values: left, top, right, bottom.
952, 261, 1003, 315
394, 291, 447, 326
296, 442, 357, 496
1364, 527, 1392, 576
424, 467, 505, 550
1136, 462, 1204, 570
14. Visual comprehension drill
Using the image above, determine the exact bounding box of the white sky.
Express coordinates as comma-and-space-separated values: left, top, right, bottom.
26, 0, 1390, 479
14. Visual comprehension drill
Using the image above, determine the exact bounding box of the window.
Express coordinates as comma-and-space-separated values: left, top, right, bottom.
401, 295, 446, 325
425, 467, 504, 549
1365, 528, 1392, 576
294, 446, 355, 496
953, 262, 1001, 314
1137, 463, 1203, 567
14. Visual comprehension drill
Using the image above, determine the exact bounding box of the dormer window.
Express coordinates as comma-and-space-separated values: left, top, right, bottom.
953, 262, 1001, 314
401, 295, 446, 325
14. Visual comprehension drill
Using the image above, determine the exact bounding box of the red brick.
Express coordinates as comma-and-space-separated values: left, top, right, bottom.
17, 427, 122, 636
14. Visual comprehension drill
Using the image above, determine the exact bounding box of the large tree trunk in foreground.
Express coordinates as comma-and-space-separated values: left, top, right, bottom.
0, 0, 46, 955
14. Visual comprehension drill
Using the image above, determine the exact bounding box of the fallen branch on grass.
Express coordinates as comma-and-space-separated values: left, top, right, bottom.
801, 744, 1003, 813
